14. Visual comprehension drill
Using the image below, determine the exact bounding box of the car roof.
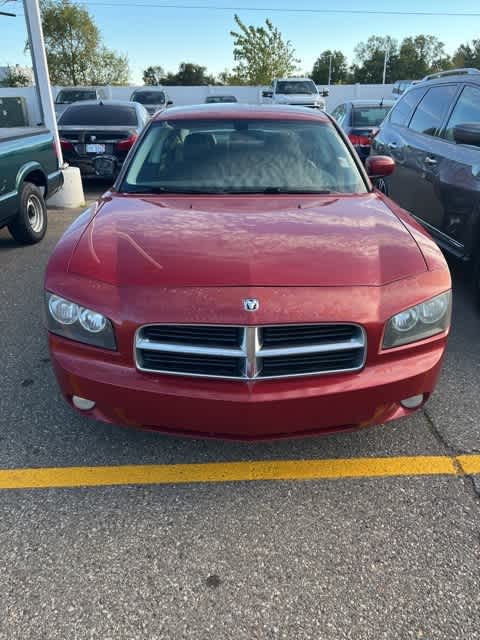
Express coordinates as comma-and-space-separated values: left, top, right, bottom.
348, 99, 395, 107
63, 99, 138, 108
152, 103, 330, 122
412, 69, 480, 88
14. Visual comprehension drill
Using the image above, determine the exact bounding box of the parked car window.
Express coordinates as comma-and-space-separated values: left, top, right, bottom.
122, 119, 367, 194
443, 85, 480, 141
352, 106, 392, 127
389, 87, 425, 126
276, 81, 317, 95
55, 90, 97, 104
131, 91, 166, 105
331, 104, 346, 125
409, 85, 458, 136
205, 96, 238, 103
58, 105, 139, 126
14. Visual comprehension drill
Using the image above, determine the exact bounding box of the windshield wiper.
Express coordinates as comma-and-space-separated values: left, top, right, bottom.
124, 187, 220, 194
262, 187, 333, 194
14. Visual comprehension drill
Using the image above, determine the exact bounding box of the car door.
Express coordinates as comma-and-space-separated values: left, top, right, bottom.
433, 84, 480, 255
402, 83, 460, 233
373, 86, 427, 210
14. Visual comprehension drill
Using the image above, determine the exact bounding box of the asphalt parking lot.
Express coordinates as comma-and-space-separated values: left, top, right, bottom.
1, 180, 480, 639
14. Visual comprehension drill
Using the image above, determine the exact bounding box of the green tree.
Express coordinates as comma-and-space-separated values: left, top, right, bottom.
310, 50, 348, 85
142, 65, 166, 85
230, 14, 299, 85
395, 35, 451, 79
163, 62, 216, 85
453, 40, 480, 69
38, 0, 129, 85
351, 36, 398, 83
88, 48, 129, 85
0, 66, 31, 87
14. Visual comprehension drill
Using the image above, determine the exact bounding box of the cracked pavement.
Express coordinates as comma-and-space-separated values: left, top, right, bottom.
0, 183, 479, 639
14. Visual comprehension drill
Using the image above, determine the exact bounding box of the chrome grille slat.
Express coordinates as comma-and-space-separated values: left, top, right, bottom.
135, 324, 366, 380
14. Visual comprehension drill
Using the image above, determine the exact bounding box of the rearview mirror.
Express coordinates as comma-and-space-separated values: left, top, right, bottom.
321, 89, 330, 97
167, 100, 173, 107
365, 155, 395, 178
262, 90, 273, 98
453, 123, 480, 147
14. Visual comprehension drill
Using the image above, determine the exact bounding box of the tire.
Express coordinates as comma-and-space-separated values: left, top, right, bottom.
8, 182, 47, 245
474, 253, 480, 309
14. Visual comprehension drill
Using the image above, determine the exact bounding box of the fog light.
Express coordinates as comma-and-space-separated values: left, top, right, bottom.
72, 395, 96, 411
400, 394, 424, 409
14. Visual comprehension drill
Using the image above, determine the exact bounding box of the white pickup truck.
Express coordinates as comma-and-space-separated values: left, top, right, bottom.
262, 78, 329, 110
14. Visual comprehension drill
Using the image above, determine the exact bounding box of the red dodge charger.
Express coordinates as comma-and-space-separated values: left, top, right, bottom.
45, 104, 451, 439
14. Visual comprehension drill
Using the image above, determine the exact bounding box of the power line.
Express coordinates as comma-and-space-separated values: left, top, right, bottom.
72, 2, 480, 17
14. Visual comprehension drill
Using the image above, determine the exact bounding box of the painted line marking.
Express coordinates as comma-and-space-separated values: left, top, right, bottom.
0, 454, 478, 490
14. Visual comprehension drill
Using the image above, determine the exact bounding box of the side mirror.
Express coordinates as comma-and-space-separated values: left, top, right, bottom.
365, 155, 395, 178
453, 123, 480, 147
93, 155, 116, 178
166, 100, 173, 107
262, 90, 273, 98
321, 89, 330, 97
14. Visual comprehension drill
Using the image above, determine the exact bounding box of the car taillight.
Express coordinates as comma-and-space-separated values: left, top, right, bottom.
60, 138, 74, 151
348, 133, 372, 147
116, 134, 138, 151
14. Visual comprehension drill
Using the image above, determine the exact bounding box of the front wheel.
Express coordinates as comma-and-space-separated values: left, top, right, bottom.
474, 253, 480, 309
8, 182, 48, 245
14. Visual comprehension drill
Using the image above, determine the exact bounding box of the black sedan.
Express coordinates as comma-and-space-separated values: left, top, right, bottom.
331, 99, 394, 162
58, 100, 149, 178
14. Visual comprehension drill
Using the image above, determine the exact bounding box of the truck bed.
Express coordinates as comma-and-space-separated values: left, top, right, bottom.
0, 127, 49, 142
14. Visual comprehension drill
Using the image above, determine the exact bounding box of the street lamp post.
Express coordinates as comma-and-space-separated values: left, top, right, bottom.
382, 45, 390, 85
23, 0, 63, 165
328, 54, 333, 86
22, 0, 85, 207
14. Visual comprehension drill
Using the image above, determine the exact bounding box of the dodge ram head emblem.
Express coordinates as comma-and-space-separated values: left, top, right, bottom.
243, 298, 259, 312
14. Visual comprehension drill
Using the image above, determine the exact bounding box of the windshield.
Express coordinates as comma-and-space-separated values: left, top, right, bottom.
276, 81, 317, 95
352, 106, 392, 127
55, 90, 96, 104
131, 91, 165, 105
58, 105, 139, 126
120, 118, 366, 194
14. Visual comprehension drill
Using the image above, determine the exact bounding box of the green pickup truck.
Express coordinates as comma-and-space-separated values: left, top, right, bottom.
0, 127, 63, 244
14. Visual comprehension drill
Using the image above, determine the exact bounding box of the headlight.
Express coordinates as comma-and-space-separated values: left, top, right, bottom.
383, 291, 451, 349
45, 293, 116, 350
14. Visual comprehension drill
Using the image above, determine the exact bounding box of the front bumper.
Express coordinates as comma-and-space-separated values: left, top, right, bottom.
49, 332, 445, 440
46, 272, 451, 440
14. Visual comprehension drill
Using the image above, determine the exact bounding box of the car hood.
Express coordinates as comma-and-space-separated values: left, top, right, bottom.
68, 193, 427, 287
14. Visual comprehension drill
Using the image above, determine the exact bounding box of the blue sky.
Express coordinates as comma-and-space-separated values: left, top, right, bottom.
1, 0, 479, 83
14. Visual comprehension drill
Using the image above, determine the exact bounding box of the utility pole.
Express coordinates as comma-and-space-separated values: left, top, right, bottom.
328, 53, 333, 86
382, 45, 389, 85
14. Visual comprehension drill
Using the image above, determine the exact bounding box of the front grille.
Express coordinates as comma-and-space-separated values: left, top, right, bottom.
261, 349, 363, 377
141, 325, 242, 348
261, 324, 357, 347
140, 351, 244, 378
135, 324, 366, 380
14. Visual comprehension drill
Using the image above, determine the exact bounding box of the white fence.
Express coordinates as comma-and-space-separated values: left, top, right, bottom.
1, 84, 394, 126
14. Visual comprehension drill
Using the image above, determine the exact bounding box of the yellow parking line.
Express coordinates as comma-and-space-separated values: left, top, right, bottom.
457, 455, 480, 475
0, 455, 469, 490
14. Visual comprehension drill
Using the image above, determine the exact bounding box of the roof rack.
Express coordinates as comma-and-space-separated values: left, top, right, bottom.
423, 68, 480, 81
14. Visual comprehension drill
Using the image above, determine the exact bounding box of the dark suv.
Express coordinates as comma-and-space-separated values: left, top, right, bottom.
372, 68, 480, 302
